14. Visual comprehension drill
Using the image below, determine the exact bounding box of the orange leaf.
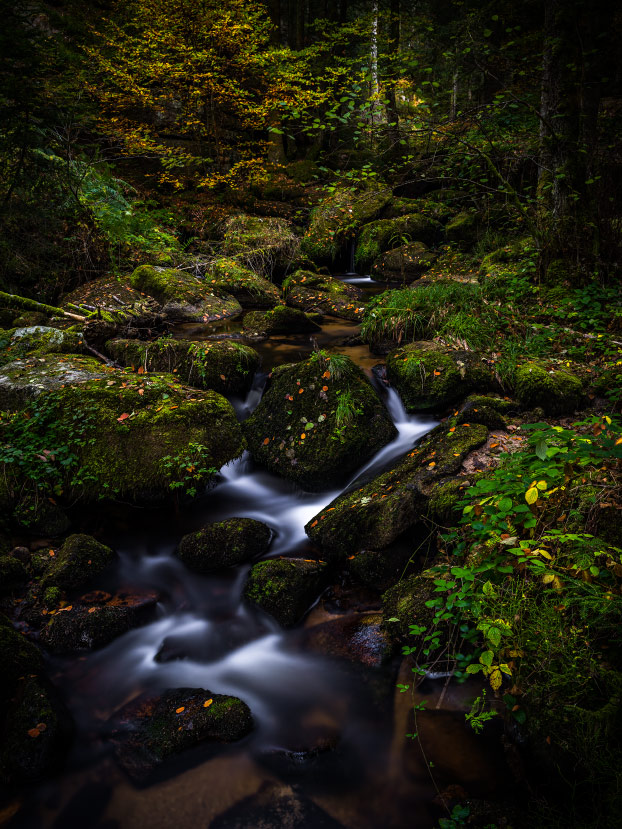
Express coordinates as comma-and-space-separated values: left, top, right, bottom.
490, 442, 499, 448
300, 433, 306, 439
449, 427, 456, 432
220, 374, 226, 381
28, 728, 40, 738
49, 550, 55, 557
117, 413, 130, 422
137, 366, 144, 375
203, 699, 213, 708
322, 385, 328, 391
298, 388, 304, 394
88, 607, 97, 614
138, 389, 144, 395
310, 520, 318, 528
170, 405, 178, 410
176, 706, 185, 714
263, 438, 270, 445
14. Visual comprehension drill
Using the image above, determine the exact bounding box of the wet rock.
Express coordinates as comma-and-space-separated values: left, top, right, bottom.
455, 394, 517, 430
244, 305, 322, 335
61, 275, 161, 318
256, 735, 341, 780
301, 612, 394, 668
0, 617, 44, 702
244, 352, 396, 490
301, 183, 391, 265
130, 264, 242, 322
284, 270, 366, 321
222, 214, 299, 277
111, 687, 253, 782
381, 573, 439, 644
39, 588, 158, 653
244, 557, 328, 627
10, 546, 31, 566
0, 325, 85, 368
177, 518, 272, 573
371, 242, 437, 281
13, 495, 70, 537
0, 555, 29, 593
306, 423, 488, 560
356, 214, 442, 272
514, 361, 583, 415
206, 257, 280, 308
105, 337, 260, 395
211, 782, 346, 829
0, 354, 245, 503
0, 676, 73, 784
348, 547, 418, 591
41, 534, 114, 591
386, 341, 495, 412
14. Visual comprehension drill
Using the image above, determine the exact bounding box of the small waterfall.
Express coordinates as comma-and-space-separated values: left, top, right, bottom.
346, 236, 356, 274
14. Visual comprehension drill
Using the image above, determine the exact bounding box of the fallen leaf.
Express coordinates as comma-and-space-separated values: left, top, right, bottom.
263, 438, 270, 445
176, 706, 185, 714
203, 699, 213, 708
117, 413, 130, 422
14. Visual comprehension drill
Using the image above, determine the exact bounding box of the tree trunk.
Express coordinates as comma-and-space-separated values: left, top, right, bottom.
385, 0, 401, 145
369, 0, 380, 138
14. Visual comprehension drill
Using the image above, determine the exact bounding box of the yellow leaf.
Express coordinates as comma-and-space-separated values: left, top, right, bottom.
535, 549, 553, 560
542, 574, 555, 584
536, 480, 547, 491
489, 669, 503, 691
525, 487, 539, 505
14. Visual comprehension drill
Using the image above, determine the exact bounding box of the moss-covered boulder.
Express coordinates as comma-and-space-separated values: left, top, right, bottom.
39, 589, 158, 653
284, 270, 365, 321
0, 618, 44, 703
243, 352, 396, 490
0, 326, 85, 368
0, 355, 245, 502
206, 258, 280, 308
0, 555, 29, 593
130, 264, 242, 322
371, 243, 437, 282
41, 534, 114, 591
445, 210, 480, 247
381, 573, 439, 644
112, 687, 253, 782
106, 337, 260, 396
177, 518, 272, 573
514, 362, 583, 415
301, 184, 391, 264
61, 274, 161, 319
244, 304, 322, 336
244, 557, 328, 627
223, 215, 299, 277
13, 495, 70, 537
427, 478, 470, 525
455, 394, 515, 430
355, 214, 442, 272
386, 342, 494, 412
305, 422, 488, 560
0, 676, 73, 784
382, 197, 453, 223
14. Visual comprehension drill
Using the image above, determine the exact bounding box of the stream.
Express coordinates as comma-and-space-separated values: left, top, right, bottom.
12, 288, 508, 829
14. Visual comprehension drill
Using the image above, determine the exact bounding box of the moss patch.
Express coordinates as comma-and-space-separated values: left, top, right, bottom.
355, 214, 442, 271
41, 534, 114, 591
244, 557, 327, 627
177, 518, 272, 573
206, 258, 280, 308
284, 270, 366, 321
514, 362, 583, 415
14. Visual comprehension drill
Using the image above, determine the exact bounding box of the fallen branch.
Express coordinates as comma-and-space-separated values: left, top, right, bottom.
0, 290, 86, 322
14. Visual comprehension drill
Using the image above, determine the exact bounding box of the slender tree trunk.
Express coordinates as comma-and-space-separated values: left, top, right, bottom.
266, 0, 281, 45
385, 0, 401, 145
369, 0, 380, 139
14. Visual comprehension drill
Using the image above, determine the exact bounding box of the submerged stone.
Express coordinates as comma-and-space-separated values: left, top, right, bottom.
112, 687, 253, 782
177, 518, 272, 573
244, 557, 328, 627
243, 352, 396, 490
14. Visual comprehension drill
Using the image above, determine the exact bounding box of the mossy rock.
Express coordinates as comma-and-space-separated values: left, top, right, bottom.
13, 495, 70, 537
371, 243, 437, 282
112, 687, 253, 782
386, 342, 494, 412
0, 326, 85, 368
0, 555, 29, 593
41, 534, 114, 591
300, 611, 394, 668
106, 337, 260, 396
355, 214, 442, 271
11, 312, 49, 327
305, 422, 488, 560
284, 270, 365, 321
244, 557, 328, 627
514, 362, 583, 415
206, 258, 280, 308
455, 395, 512, 429
62, 275, 161, 319
0, 354, 245, 502
445, 211, 480, 248
301, 184, 391, 264
0, 618, 44, 703
0, 676, 73, 784
479, 237, 536, 276
428, 478, 470, 525
177, 518, 272, 573
243, 353, 396, 490
382, 573, 439, 644
381, 197, 453, 223
39, 590, 158, 653
222, 215, 299, 276
130, 264, 242, 322
244, 305, 322, 336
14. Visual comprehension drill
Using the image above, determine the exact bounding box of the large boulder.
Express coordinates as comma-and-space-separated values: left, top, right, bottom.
301, 184, 391, 264
355, 214, 442, 272
371, 243, 437, 282
386, 342, 494, 412
445, 210, 480, 248
244, 557, 328, 627
106, 337, 260, 396
0, 354, 245, 503
305, 422, 488, 560
111, 688, 253, 782
284, 271, 365, 321
244, 305, 322, 336
243, 352, 396, 490
130, 264, 242, 322
513, 362, 583, 415
177, 518, 272, 573
41, 534, 114, 591
0, 326, 85, 368
206, 258, 280, 308
61, 275, 160, 319
222, 215, 300, 277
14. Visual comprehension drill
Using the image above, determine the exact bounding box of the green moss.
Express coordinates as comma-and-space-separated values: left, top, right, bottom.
42, 586, 62, 609
382, 573, 439, 644
244, 304, 321, 335
445, 210, 480, 247
206, 258, 280, 308
514, 362, 583, 415
386, 342, 494, 412
42, 534, 114, 591
355, 214, 442, 271
243, 352, 396, 490
177, 518, 272, 573
244, 558, 327, 627
0, 326, 85, 368
0, 620, 44, 703
283, 270, 365, 321
371, 243, 437, 281
428, 478, 469, 524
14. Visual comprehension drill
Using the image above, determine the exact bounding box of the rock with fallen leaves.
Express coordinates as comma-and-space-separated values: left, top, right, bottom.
177, 517, 272, 573
111, 687, 253, 781
244, 557, 329, 627
41, 533, 114, 591
283, 271, 366, 322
